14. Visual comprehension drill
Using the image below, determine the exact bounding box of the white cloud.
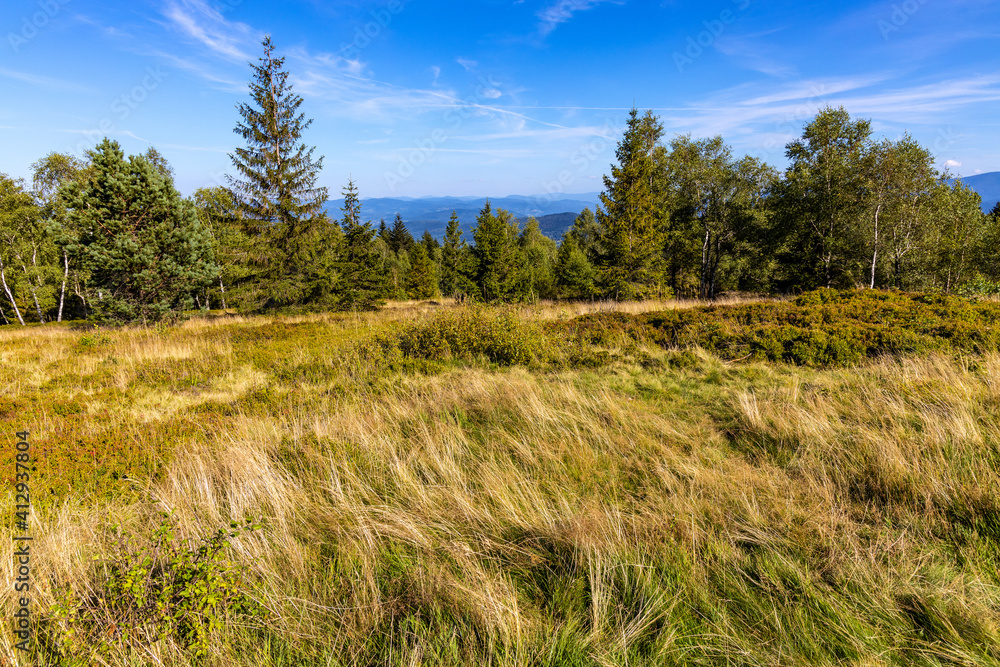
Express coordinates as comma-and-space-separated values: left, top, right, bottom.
163, 0, 256, 61
945, 159, 962, 168
456, 57, 478, 71
0, 67, 97, 95
537, 0, 621, 36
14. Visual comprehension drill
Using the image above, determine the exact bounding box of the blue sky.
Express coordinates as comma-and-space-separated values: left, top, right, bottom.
1, 0, 998, 198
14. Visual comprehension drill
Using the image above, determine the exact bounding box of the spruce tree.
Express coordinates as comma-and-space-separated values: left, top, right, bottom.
597, 108, 664, 300
406, 244, 437, 299
440, 211, 473, 300
335, 180, 384, 310
472, 201, 520, 302
555, 234, 596, 299
388, 213, 415, 255
227, 35, 330, 309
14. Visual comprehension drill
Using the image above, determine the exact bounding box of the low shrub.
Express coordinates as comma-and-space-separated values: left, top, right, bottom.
566, 289, 1000, 367
385, 307, 552, 366
44, 512, 265, 662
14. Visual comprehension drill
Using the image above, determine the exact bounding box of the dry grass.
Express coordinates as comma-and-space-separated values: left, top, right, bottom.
1, 302, 998, 665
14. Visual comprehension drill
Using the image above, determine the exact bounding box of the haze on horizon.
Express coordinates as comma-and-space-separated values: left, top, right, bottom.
1, 0, 997, 199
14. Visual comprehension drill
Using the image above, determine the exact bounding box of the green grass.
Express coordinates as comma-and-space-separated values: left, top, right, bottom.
1, 293, 999, 665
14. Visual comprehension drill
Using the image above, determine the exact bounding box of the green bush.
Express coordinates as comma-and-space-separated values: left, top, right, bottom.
567, 289, 1000, 368
45, 513, 265, 661
391, 307, 550, 366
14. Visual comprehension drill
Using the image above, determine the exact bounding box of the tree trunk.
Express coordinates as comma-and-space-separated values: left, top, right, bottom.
700, 224, 710, 299
0, 258, 26, 326
74, 277, 88, 318
0, 302, 8, 325
58, 249, 68, 322
869, 202, 881, 289
218, 276, 227, 310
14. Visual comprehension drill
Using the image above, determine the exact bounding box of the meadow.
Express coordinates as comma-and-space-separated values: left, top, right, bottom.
2, 290, 1000, 666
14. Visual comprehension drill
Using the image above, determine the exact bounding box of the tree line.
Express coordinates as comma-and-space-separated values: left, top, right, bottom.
1, 37, 997, 325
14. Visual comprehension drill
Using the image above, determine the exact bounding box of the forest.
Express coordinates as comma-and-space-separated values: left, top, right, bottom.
1, 36, 997, 327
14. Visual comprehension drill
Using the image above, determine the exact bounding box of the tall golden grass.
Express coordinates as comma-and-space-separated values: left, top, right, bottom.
0, 300, 998, 665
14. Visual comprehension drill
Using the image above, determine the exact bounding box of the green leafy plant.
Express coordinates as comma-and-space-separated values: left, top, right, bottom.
47, 512, 265, 661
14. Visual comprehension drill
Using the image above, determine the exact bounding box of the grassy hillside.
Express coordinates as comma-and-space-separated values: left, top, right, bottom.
2, 292, 1000, 665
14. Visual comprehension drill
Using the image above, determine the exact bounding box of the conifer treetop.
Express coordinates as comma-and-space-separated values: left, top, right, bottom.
228, 35, 327, 228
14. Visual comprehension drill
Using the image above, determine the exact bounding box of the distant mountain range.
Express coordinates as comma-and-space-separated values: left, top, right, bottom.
952, 171, 1000, 213
323, 172, 999, 242
324, 193, 601, 240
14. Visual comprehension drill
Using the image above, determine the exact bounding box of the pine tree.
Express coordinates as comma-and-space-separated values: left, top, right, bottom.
597, 108, 664, 300
440, 211, 473, 300
61, 139, 217, 323
555, 234, 596, 299
472, 201, 521, 302
335, 180, 384, 310
516, 217, 557, 301
227, 35, 330, 309
406, 244, 437, 299
388, 213, 415, 255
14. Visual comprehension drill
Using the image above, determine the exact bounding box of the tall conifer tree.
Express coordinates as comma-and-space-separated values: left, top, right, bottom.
335, 180, 384, 310
228, 35, 330, 309
597, 108, 663, 299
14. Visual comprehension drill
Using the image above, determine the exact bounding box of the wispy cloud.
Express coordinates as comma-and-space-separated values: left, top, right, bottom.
0, 67, 97, 95
713, 29, 797, 78
162, 0, 256, 61
456, 57, 478, 71
537, 0, 622, 36
650, 73, 1000, 161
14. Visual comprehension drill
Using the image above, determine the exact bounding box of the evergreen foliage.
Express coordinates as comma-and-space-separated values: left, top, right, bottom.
335, 180, 385, 311
472, 201, 521, 302
555, 233, 596, 298
227, 35, 331, 310
406, 244, 437, 299
388, 213, 415, 255
440, 211, 474, 300
60, 139, 216, 323
597, 108, 665, 299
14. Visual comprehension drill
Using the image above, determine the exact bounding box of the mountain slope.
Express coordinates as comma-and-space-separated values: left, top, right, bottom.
324, 193, 601, 239
951, 171, 1000, 212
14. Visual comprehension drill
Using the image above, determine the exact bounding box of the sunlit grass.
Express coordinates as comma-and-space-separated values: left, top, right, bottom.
1, 295, 999, 665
